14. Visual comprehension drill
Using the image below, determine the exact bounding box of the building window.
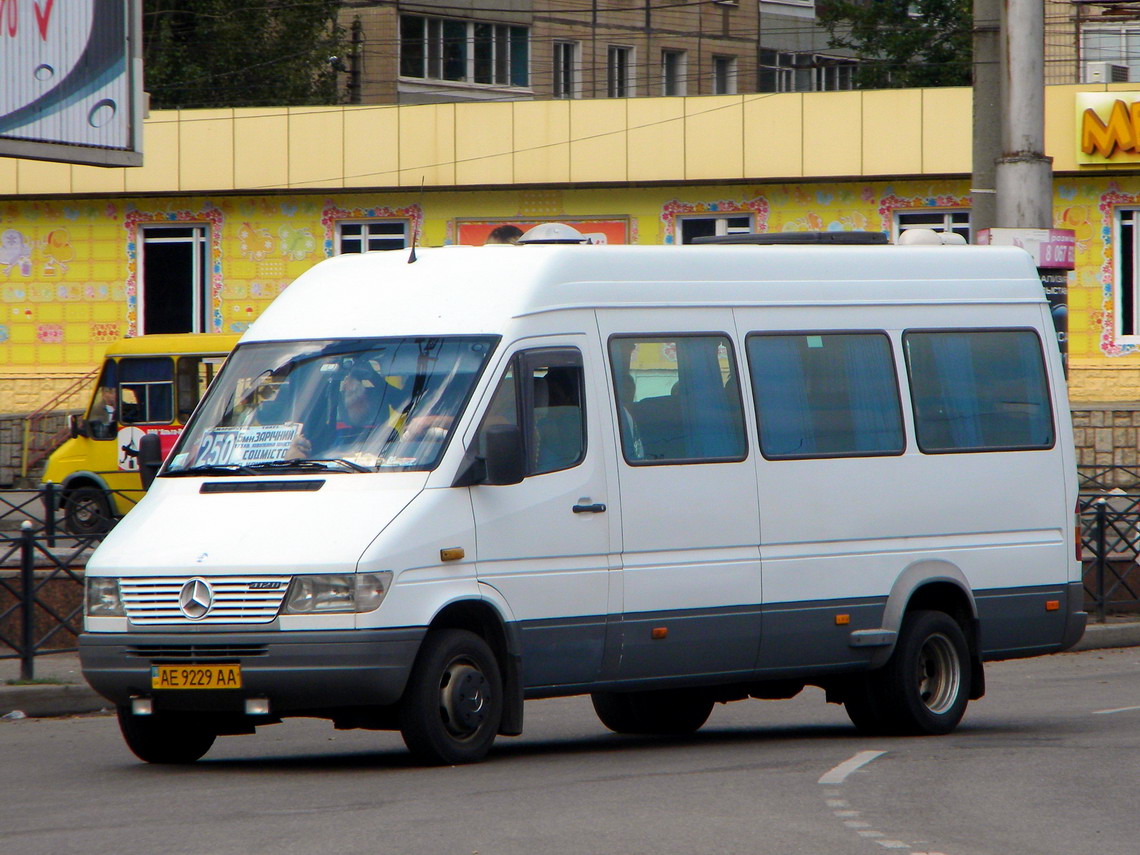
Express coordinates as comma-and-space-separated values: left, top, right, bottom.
678, 215, 751, 245
759, 50, 856, 93
894, 210, 971, 243
336, 221, 409, 254
608, 45, 634, 98
139, 225, 209, 335
553, 41, 578, 98
1117, 209, 1140, 337
400, 15, 528, 87
713, 55, 737, 95
662, 49, 687, 96
1081, 25, 1140, 82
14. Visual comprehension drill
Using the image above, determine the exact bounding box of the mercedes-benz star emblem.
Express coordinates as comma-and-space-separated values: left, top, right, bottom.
179, 578, 214, 620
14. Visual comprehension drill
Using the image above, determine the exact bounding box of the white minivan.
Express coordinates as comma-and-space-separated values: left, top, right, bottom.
80, 230, 1086, 765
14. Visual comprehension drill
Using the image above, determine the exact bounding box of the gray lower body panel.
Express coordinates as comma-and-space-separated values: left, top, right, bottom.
79, 628, 425, 715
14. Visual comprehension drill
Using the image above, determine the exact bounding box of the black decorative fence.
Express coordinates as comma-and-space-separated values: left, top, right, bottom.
0, 487, 108, 681
1079, 467, 1140, 621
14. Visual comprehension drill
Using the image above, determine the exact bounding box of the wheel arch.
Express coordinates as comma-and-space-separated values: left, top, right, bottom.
877, 560, 985, 699
427, 596, 524, 736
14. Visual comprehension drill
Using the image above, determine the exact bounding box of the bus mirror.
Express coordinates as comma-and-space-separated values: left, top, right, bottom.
138, 433, 163, 491
69, 414, 88, 439
483, 424, 526, 486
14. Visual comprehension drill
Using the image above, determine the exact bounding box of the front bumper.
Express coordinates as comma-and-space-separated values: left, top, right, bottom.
79, 628, 425, 714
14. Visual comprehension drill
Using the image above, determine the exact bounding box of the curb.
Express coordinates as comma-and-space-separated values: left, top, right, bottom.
4, 621, 1140, 719
0, 683, 108, 719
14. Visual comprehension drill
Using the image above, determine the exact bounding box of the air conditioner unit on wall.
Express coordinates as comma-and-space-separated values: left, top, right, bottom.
1085, 61, 1130, 84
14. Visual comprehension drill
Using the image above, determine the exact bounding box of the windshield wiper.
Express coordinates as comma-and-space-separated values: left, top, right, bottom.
246, 458, 372, 474
163, 464, 258, 477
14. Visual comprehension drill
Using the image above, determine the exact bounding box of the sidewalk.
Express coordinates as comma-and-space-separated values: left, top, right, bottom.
2, 619, 1139, 719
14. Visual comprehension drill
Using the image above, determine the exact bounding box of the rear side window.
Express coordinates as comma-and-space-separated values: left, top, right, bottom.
904, 329, 1054, 453
747, 332, 904, 459
119, 357, 175, 425
610, 335, 746, 464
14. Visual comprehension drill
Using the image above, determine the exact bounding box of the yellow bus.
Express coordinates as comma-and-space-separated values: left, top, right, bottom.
43, 333, 239, 533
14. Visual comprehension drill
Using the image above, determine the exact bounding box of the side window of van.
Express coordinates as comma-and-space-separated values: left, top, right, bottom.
118, 357, 175, 425
610, 335, 746, 464
475, 348, 586, 476
747, 332, 904, 459
904, 329, 1055, 453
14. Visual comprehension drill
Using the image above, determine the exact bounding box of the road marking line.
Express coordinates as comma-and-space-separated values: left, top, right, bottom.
1092, 705, 1140, 715
818, 750, 887, 785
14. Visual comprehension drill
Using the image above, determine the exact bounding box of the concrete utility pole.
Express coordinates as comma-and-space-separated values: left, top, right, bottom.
995, 0, 1053, 228
971, 0, 1001, 234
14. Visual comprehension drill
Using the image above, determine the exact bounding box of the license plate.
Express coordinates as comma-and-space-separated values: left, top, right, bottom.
151, 664, 242, 690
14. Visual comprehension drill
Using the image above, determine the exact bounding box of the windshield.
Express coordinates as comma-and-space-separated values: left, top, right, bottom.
165, 336, 497, 474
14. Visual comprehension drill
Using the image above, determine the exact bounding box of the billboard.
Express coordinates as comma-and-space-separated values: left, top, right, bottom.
0, 0, 143, 167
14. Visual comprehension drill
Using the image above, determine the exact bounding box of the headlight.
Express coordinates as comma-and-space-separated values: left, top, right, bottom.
86, 577, 125, 617
282, 572, 393, 614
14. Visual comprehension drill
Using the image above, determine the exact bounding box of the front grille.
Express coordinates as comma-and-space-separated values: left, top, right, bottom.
119, 576, 291, 625
126, 643, 269, 663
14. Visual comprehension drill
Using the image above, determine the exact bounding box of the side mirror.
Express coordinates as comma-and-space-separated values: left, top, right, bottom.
69, 414, 89, 439
482, 424, 526, 486
138, 433, 163, 491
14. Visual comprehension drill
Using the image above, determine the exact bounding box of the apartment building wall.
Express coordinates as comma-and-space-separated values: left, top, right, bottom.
340, 0, 759, 104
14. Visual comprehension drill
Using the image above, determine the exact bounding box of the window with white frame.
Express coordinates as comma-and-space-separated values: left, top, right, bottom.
678, 215, 752, 245
608, 45, 634, 98
713, 55, 737, 95
1116, 208, 1140, 338
553, 41, 578, 99
139, 225, 210, 334
1081, 24, 1140, 82
759, 50, 856, 93
894, 210, 971, 243
662, 49, 687, 96
336, 221, 409, 254
400, 15, 528, 87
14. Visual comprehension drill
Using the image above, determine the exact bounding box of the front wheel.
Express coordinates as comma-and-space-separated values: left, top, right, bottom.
398, 629, 503, 765
64, 486, 113, 535
117, 709, 217, 764
845, 609, 970, 736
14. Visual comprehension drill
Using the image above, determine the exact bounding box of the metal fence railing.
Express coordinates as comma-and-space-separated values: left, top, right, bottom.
0, 487, 109, 680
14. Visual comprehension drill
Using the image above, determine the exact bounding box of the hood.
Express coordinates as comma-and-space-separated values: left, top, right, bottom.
88, 472, 428, 576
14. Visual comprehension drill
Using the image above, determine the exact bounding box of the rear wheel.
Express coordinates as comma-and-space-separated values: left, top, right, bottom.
844, 609, 970, 736
399, 629, 503, 765
64, 485, 113, 535
117, 709, 217, 764
591, 689, 714, 735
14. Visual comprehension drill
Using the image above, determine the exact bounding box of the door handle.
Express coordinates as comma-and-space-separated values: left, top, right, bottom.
572, 502, 607, 514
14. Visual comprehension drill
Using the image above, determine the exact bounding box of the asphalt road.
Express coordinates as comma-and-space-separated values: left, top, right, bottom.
2, 646, 1138, 855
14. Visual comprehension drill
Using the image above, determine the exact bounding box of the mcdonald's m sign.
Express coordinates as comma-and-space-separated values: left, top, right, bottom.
1077, 93, 1140, 164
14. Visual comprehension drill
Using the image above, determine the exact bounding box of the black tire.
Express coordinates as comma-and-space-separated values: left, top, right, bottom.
398, 629, 503, 765
117, 709, 217, 764
65, 486, 113, 535
845, 609, 970, 736
591, 689, 714, 735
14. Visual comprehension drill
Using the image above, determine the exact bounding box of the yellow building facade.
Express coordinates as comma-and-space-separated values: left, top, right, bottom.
1, 85, 1140, 416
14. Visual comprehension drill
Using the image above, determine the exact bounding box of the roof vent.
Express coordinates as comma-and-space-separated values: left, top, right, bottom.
897, 228, 967, 246
516, 223, 590, 245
